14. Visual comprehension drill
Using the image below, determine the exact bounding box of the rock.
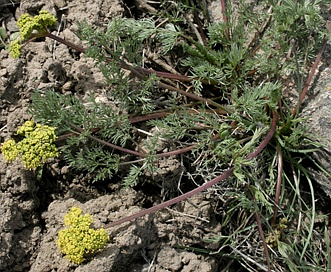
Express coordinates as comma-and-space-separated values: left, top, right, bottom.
5, 14, 19, 32
19, 1, 45, 12
53, 0, 66, 9
303, 67, 331, 197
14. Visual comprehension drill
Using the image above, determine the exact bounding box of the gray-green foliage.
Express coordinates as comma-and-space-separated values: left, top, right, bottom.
29, 0, 328, 186
28, 0, 331, 270
30, 91, 127, 181
0, 27, 7, 48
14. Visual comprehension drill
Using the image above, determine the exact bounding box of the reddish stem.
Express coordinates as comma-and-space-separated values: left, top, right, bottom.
104, 167, 235, 228
246, 110, 277, 159
250, 188, 271, 272
46, 32, 86, 53
70, 124, 146, 157
271, 142, 283, 227
46, 33, 214, 85
221, 0, 229, 39
292, 38, 327, 116
104, 110, 277, 228
220, 0, 227, 23
45, 32, 232, 112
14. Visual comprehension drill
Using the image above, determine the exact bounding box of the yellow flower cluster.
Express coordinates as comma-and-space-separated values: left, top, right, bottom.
17, 10, 57, 40
8, 40, 22, 59
266, 218, 288, 248
1, 120, 58, 170
9, 10, 57, 58
57, 207, 110, 264
1, 139, 19, 162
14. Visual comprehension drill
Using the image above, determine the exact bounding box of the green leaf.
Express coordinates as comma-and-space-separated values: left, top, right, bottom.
0, 27, 7, 41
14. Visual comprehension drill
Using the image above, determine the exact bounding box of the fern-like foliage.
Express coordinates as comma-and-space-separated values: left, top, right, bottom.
29, 0, 328, 191
25, 1, 331, 270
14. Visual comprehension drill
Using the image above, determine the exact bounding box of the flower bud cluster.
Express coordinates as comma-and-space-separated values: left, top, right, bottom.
266, 218, 288, 248
57, 207, 110, 264
1, 120, 58, 170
